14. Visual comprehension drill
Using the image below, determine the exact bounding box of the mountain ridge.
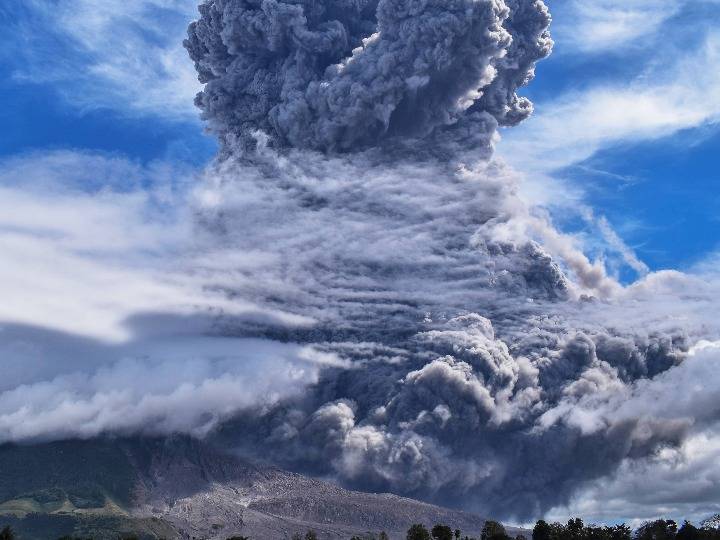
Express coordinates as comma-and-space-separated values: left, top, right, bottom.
0, 436, 507, 539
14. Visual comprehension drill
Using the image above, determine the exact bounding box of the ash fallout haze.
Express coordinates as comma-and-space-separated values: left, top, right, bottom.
1, 0, 720, 531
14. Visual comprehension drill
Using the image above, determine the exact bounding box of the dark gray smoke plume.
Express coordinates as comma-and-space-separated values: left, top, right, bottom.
177, 0, 714, 522
185, 0, 552, 152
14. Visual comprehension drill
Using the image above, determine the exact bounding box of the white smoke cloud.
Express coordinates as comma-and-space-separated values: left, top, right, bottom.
0, 150, 329, 443
0, 336, 324, 443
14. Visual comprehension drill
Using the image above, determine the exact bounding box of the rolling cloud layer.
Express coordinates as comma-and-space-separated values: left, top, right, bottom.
176, 0, 720, 520
1, 0, 719, 525
194, 140, 711, 520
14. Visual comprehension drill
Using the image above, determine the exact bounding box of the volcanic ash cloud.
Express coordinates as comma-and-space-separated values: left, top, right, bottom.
185, 0, 553, 153
174, 0, 720, 521
2, 0, 716, 524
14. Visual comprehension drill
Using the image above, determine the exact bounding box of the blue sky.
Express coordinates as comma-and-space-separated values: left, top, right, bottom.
559, 1, 720, 273
502, 0, 720, 278
0, 0, 214, 163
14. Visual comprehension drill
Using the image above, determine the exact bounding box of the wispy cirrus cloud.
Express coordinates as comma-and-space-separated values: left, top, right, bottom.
500, 32, 720, 174
551, 0, 683, 52
497, 17, 720, 275
4, 0, 200, 119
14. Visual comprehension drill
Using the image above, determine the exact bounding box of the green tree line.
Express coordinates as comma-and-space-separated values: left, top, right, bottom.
1, 516, 719, 540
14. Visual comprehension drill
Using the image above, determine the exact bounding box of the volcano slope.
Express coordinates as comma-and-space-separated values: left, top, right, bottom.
0, 436, 507, 540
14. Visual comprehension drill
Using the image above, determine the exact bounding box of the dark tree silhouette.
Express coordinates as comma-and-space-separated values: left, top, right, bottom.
482, 521, 510, 540
534, 520, 553, 540
0, 527, 13, 540
433, 524, 455, 540
610, 524, 633, 540
408, 524, 432, 540
528, 517, 687, 540
567, 519, 585, 540
677, 522, 701, 540
636, 520, 678, 540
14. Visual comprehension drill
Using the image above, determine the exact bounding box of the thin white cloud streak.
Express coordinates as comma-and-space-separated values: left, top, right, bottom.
578, 209, 650, 278
13, 0, 200, 119
552, 0, 682, 52
500, 33, 720, 175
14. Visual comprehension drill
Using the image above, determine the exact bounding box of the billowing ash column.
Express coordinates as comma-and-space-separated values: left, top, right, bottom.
181, 0, 698, 523
185, 0, 552, 153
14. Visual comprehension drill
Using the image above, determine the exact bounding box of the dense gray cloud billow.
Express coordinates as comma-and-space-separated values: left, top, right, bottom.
185, 0, 552, 152
2, 0, 720, 525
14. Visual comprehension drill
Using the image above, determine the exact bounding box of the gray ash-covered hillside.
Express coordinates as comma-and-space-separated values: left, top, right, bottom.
178, 0, 699, 522
0, 437, 503, 540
